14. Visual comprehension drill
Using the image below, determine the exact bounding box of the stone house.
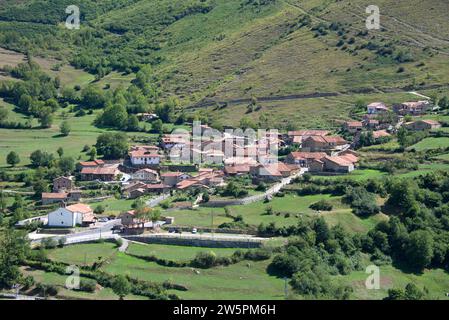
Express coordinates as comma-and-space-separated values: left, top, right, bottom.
53, 176, 74, 192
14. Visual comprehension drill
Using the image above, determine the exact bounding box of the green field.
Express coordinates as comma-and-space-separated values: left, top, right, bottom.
164, 194, 387, 234
103, 252, 286, 300
312, 169, 387, 181
408, 137, 449, 151
0, 108, 158, 167
46, 242, 118, 266
332, 255, 449, 300
90, 197, 137, 216
434, 153, 449, 161
3, 0, 449, 301
30, 241, 449, 300
126, 242, 246, 261
21, 267, 147, 300
396, 163, 449, 178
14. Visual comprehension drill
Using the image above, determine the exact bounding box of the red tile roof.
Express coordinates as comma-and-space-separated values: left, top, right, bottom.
289, 152, 327, 160
323, 156, 353, 166
224, 165, 250, 174
339, 154, 358, 164
129, 148, 161, 158
81, 167, 118, 175
42, 192, 68, 199
345, 121, 363, 127
288, 130, 329, 137
145, 184, 169, 189
368, 102, 388, 109
176, 179, 201, 189
420, 119, 440, 125
79, 159, 105, 167
161, 172, 183, 177
372, 130, 391, 139
305, 135, 347, 145
66, 203, 92, 214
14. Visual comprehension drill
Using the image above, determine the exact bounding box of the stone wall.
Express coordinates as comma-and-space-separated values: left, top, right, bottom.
124, 235, 263, 248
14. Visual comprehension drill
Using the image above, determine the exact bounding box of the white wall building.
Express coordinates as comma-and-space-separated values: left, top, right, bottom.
129, 147, 162, 166
47, 204, 94, 228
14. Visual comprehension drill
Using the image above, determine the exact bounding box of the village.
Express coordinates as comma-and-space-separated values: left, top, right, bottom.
17, 98, 440, 240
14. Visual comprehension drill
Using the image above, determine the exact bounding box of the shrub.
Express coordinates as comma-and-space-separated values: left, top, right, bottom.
309, 199, 333, 211
344, 187, 380, 216
58, 237, 66, 248
191, 251, 217, 268
41, 237, 58, 249
37, 283, 58, 297
79, 279, 97, 293
244, 248, 272, 261
94, 205, 105, 214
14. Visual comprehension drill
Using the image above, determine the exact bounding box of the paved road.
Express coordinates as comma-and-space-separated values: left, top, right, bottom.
118, 237, 129, 252
239, 168, 307, 205
146, 193, 171, 208
0, 293, 40, 300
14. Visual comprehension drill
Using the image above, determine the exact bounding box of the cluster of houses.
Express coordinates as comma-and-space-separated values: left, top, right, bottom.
342, 100, 440, 146
42, 176, 81, 205
38, 99, 441, 229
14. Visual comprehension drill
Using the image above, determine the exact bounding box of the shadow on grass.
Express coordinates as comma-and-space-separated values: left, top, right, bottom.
266, 263, 289, 279
52, 134, 67, 138
390, 257, 425, 276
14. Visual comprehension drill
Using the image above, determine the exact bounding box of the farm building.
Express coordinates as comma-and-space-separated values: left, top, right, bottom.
128, 146, 162, 166
161, 172, 192, 186
285, 152, 327, 167
393, 101, 430, 116
80, 166, 120, 181
131, 168, 160, 182
301, 135, 348, 153
343, 121, 363, 133
42, 191, 81, 205
405, 120, 441, 131
53, 176, 74, 192
309, 155, 357, 173
367, 102, 389, 114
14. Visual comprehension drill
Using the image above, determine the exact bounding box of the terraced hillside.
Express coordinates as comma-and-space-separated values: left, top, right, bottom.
0, 0, 448, 127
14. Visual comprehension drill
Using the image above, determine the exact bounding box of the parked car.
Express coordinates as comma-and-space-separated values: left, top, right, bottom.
168, 227, 179, 233
112, 225, 124, 233
98, 217, 109, 223
192, 228, 197, 234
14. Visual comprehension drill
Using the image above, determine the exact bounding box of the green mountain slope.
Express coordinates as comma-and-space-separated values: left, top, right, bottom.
0, 0, 448, 125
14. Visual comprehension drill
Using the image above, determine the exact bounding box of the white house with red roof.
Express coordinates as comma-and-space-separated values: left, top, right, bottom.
47, 203, 95, 228
129, 146, 162, 166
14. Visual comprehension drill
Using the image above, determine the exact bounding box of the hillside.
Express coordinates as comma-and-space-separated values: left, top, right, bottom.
0, 0, 449, 128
